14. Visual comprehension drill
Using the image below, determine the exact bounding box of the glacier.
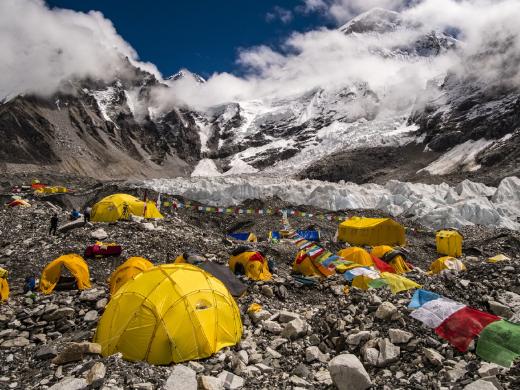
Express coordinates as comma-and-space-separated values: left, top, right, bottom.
140, 176, 520, 231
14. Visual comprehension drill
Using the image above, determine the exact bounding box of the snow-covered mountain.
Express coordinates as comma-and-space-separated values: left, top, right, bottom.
0, 7, 518, 185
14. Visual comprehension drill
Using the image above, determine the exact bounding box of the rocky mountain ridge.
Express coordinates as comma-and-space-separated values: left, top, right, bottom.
0, 7, 518, 185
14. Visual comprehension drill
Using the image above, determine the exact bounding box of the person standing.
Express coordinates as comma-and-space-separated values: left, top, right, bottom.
49, 213, 58, 235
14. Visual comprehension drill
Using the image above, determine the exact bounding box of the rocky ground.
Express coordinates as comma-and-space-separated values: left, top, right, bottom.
0, 178, 519, 390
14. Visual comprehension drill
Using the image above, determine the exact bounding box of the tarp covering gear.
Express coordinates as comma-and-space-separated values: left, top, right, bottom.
109, 257, 154, 295
95, 264, 242, 365
0, 268, 9, 302
408, 289, 441, 309
476, 320, 520, 367
295, 230, 320, 242
371, 246, 412, 274
292, 250, 327, 277
268, 231, 281, 242
429, 256, 466, 274
436, 230, 463, 257
39, 254, 91, 294
337, 247, 373, 267
85, 242, 122, 258
199, 262, 247, 297
408, 290, 514, 364
248, 303, 262, 313
91, 194, 163, 223
375, 272, 421, 294
229, 251, 272, 281
227, 232, 257, 242
174, 253, 206, 265
488, 254, 511, 263
434, 307, 500, 352
8, 199, 31, 207
337, 217, 405, 246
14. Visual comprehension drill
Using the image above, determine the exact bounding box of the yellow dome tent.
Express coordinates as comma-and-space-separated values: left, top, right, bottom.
39, 254, 91, 294
109, 257, 154, 295
95, 264, 242, 365
0, 267, 9, 302
371, 246, 412, 275
91, 194, 163, 223
337, 247, 374, 267
338, 217, 406, 246
436, 230, 463, 257
228, 251, 272, 281
292, 251, 324, 277
429, 256, 466, 274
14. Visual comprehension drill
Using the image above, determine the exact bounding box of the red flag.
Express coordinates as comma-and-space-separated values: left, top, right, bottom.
435, 307, 500, 352
371, 255, 396, 273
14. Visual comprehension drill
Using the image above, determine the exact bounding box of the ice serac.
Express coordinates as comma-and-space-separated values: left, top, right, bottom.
142, 175, 520, 230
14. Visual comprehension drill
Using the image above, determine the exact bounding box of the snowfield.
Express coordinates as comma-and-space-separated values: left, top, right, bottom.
141, 176, 520, 231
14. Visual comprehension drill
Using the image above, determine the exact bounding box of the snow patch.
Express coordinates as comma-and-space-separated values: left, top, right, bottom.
223, 159, 258, 176
91, 88, 118, 128
420, 139, 494, 175
191, 159, 221, 177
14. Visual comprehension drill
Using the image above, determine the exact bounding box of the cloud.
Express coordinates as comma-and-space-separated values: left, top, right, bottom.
163, 0, 520, 112
0, 0, 161, 99
300, 0, 410, 23
266, 6, 293, 24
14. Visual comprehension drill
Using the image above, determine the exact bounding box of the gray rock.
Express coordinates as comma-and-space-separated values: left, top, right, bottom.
488, 301, 513, 319
464, 379, 499, 390
35, 345, 58, 360
261, 285, 274, 297
388, 329, 413, 344
96, 298, 108, 310
79, 289, 105, 302
478, 363, 501, 377
305, 346, 329, 363
423, 347, 444, 366
199, 376, 224, 390
278, 310, 300, 323
90, 228, 108, 240
217, 370, 244, 390
376, 338, 400, 367
86, 362, 106, 387
346, 331, 371, 346
375, 302, 397, 320
329, 354, 372, 390
263, 320, 283, 334
83, 310, 98, 322
43, 307, 75, 321
163, 365, 197, 390
0, 337, 30, 348
49, 377, 88, 390
281, 318, 308, 340
248, 310, 271, 324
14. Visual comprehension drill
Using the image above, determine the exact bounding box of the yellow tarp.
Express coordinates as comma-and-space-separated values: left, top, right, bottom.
379, 272, 421, 294
488, 254, 511, 263
338, 247, 373, 267
109, 257, 154, 295
229, 251, 272, 281
371, 245, 412, 274
91, 194, 163, 223
0, 267, 9, 302
39, 254, 91, 294
429, 256, 466, 274
95, 264, 242, 365
436, 230, 463, 257
292, 251, 324, 277
338, 217, 406, 246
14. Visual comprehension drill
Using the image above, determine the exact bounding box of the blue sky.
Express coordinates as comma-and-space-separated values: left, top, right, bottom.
46, 0, 335, 79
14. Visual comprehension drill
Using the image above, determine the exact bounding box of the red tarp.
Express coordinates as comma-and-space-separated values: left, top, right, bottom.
435, 306, 500, 352
371, 255, 396, 273
84, 244, 122, 258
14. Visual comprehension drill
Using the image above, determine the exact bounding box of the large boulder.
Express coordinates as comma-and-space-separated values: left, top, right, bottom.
329, 354, 372, 390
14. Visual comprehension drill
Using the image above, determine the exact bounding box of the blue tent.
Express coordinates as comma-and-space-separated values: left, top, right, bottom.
227, 232, 257, 242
